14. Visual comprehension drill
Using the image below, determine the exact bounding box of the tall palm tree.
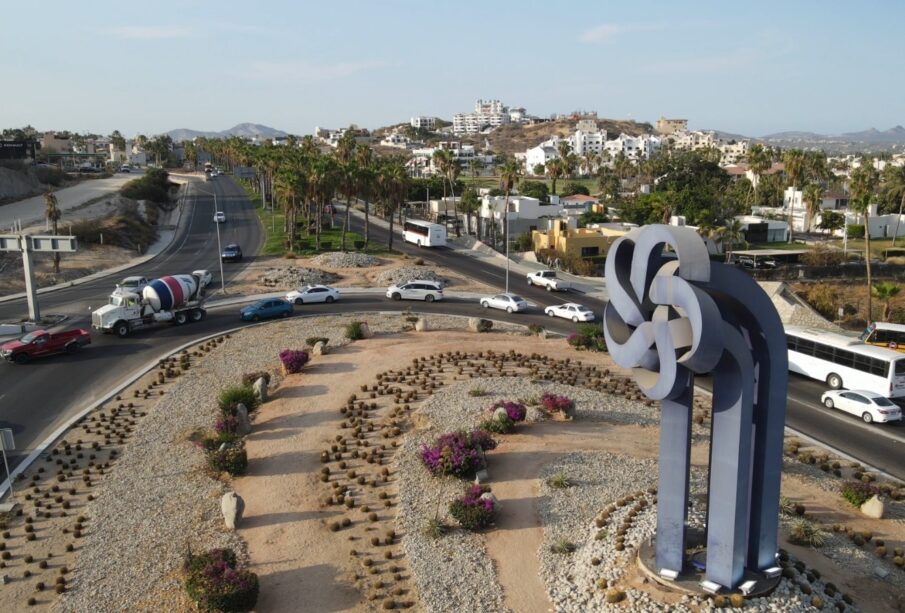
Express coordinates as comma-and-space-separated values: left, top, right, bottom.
746, 144, 771, 208
432, 149, 454, 220
44, 191, 61, 273
718, 218, 745, 263
850, 161, 880, 322
582, 151, 599, 177
468, 158, 483, 185
356, 144, 375, 247
872, 281, 901, 322
545, 158, 563, 196
783, 149, 805, 241
377, 159, 409, 252
802, 183, 824, 233
882, 165, 905, 246
499, 159, 520, 292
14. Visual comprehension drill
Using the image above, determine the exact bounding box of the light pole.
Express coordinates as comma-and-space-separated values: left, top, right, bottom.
193, 183, 226, 294
504, 205, 510, 293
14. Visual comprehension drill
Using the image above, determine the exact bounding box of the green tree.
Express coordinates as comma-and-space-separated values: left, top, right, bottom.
783, 149, 806, 242
597, 167, 619, 203
460, 187, 480, 237
561, 182, 590, 197
532, 163, 545, 176
881, 165, 905, 246
545, 158, 564, 196
817, 209, 844, 238
717, 218, 746, 263
802, 183, 824, 233
746, 144, 772, 208
518, 180, 549, 200
44, 191, 61, 273
872, 282, 901, 322
355, 144, 375, 247
850, 161, 880, 322
499, 159, 520, 290
110, 130, 126, 153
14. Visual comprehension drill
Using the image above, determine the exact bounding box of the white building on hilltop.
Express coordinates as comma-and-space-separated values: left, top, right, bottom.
453, 99, 513, 135
604, 133, 661, 160
410, 116, 436, 130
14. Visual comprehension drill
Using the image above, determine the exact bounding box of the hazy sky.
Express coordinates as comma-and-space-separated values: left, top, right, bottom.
3, 1, 903, 138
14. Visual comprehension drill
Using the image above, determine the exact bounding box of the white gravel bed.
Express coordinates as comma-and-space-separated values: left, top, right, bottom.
310, 251, 381, 268
258, 265, 339, 288
375, 266, 445, 286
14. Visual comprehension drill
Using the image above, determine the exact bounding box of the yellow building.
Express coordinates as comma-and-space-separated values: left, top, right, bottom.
532, 220, 627, 258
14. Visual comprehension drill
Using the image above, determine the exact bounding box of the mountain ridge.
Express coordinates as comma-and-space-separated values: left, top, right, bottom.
167, 123, 288, 142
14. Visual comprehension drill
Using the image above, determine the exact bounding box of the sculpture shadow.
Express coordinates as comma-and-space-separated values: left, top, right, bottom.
250, 409, 336, 437
253, 564, 361, 613
276, 384, 329, 399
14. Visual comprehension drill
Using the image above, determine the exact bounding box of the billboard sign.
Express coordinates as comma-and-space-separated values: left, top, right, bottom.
0, 140, 36, 160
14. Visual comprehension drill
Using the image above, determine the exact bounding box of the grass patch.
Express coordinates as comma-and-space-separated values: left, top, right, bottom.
550, 538, 577, 554
546, 473, 572, 489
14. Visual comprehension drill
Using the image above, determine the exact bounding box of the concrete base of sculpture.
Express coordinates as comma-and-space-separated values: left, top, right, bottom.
636, 530, 781, 598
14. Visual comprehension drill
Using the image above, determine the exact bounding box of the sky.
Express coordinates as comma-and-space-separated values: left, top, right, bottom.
3, 0, 904, 138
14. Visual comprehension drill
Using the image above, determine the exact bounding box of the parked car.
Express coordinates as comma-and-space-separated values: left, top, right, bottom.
480, 293, 528, 313
820, 390, 903, 424
544, 302, 596, 322
119, 165, 131, 173
285, 284, 339, 305
240, 298, 293, 322
1, 329, 91, 364
213, 211, 226, 223
386, 280, 444, 302
221, 244, 243, 262
736, 255, 777, 270
118, 275, 150, 293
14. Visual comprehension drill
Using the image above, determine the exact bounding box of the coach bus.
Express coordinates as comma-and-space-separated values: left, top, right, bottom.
403, 219, 446, 247
785, 325, 905, 397
860, 322, 905, 353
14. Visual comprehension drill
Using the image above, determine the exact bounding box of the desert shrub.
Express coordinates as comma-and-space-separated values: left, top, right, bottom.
419, 430, 497, 478
207, 443, 248, 476
779, 495, 795, 516
468, 388, 487, 397
184, 548, 259, 612
479, 414, 514, 434
491, 400, 527, 422
214, 414, 240, 435
278, 349, 309, 374
788, 518, 826, 548
527, 323, 544, 336
801, 246, 845, 267
802, 283, 839, 320
345, 321, 365, 340
218, 385, 258, 415
423, 518, 447, 539
841, 480, 879, 507
449, 484, 497, 531
846, 224, 865, 239
240, 371, 271, 386
541, 392, 575, 416
547, 473, 572, 489
305, 336, 329, 347
567, 333, 593, 350
550, 538, 576, 554
121, 168, 171, 204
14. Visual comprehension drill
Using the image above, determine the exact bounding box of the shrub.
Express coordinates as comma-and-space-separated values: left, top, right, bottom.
419, 430, 496, 478
491, 400, 527, 422
240, 371, 270, 386
567, 333, 593, 350
468, 388, 487, 397
345, 321, 365, 340
841, 480, 879, 507
207, 443, 248, 476
527, 324, 544, 336
218, 385, 258, 415
423, 518, 447, 539
449, 484, 497, 531
550, 538, 576, 554
184, 548, 259, 612
305, 336, 329, 347
278, 349, 309, 374
779, 495, 795, 516
214, 414, 240, 435
479, 415, 514, 434
788, 518, 826, 548
846, 224, 865, 239
547, 473, 572, 489
540, 392, 575, 416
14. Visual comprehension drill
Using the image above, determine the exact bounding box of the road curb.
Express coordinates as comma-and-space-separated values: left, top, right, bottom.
0, 310, 547, 499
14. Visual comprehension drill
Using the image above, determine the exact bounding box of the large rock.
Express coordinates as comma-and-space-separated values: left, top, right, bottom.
479, 491, 499, 509
493, 407, 509, 422
861, 494, 885, 519
415, 317, 428, 332
474, 469, 489, 484
221, 491, 245, 530
360, 322, 373, 339
253, 377, 268, 403
312, 340, 328, 356
468, 318, 493, 333
236, 403, 251, 436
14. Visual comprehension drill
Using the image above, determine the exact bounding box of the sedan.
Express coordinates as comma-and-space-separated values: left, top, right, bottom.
544, 302, 596, 323
240, 298, 293, 322
213, 211, 226, 223
285, 284, 339, 305
480, 293, 528, 313
221, 244, 243, 262
820, 390, 903, 424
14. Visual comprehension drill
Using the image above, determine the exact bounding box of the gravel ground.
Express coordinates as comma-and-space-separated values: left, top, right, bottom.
58, 314, 520, 611
374, 266, 446, 287
258, 266, 339, 288
310, 251, 382, 268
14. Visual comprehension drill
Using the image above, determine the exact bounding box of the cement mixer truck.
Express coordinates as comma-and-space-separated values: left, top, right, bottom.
92, 270, 213, 337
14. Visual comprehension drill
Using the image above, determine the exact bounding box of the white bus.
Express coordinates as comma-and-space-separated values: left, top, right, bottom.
403, 219, 446, 247
785, 325, 905, 397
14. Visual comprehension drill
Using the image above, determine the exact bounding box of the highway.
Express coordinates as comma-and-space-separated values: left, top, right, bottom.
0, 177, 903, 484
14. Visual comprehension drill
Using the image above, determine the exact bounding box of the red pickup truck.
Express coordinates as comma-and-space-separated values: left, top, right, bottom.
1, 328, 91, 364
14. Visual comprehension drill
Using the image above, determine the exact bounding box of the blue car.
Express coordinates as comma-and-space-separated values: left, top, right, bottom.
240, 298, 293, 322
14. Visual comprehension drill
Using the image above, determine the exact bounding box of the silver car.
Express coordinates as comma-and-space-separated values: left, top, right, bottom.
386, 280, 444, 302
480, 293, 528, 313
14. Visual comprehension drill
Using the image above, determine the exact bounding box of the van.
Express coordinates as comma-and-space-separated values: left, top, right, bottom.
386, 280, 444, 302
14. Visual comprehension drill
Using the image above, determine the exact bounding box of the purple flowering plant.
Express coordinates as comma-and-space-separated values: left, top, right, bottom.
541, 392, 575, 415
278, 349, 309, 374
492, 400, 527, 422
184, 548, 259, 611
420, 430, 497, 478
449, 484, 497, 530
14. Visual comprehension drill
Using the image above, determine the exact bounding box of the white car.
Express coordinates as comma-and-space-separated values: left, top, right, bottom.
386, 280, 444, 302
544, 302, 596, 323
480, 293, 528, 313
213, 211, 226, 223
285, 284, 339, 305
118, 276, 149, 293
820, 390, 903, 424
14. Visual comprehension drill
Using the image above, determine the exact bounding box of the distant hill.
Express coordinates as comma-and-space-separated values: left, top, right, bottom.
472, 118, 654, 155
839, 125, 905, 144
166, 123, 288, 142
754, 125, 905, 152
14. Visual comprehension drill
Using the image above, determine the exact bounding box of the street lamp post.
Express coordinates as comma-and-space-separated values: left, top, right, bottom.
194, 184, 226, 294
504, 206, 510, 293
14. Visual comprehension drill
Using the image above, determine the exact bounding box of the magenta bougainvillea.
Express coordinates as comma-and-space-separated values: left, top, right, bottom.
278, 349, 309, 374
420, 430, 497, 478
541, 392, 575, 415
492, 400, 527, 422
449, 484, 497, 530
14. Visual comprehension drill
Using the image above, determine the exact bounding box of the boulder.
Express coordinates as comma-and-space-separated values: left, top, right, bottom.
415, 317, 428, 332
221, 491, 245, 530
312, 340, 328, 356
468, 318, 493, 333
253, 377, 268, 403
479, 491, 499, 509
493, 407, 509, 422
236, 403, 251, 436
474, 469, 489, 484
360, 322, 373, 339
861, 494, 885, 519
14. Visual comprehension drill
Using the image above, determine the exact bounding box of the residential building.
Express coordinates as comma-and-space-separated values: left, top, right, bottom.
532, 218, 623, 258
570, 128, 607, 156
603, 133, 661, 160
575, 119, 599, 133
560, 194, 598, 215
41, 132, 71, 153
410, 116, 436, 130
718, 140, 749, 165
380, 132, 412, 149
525, 143, 560, 172
656, 117, 689, 136
480, 194, 562, 238
452, 99, 513, 135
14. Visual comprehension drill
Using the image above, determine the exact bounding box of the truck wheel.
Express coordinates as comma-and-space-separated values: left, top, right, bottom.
114, 322, 130, 338
174, 311, 188, 325
527, 279, 533, 286
546, 285, 552, 292
826, 373, 843, 390
189, 309, 203, 322
13, 353, 28, 365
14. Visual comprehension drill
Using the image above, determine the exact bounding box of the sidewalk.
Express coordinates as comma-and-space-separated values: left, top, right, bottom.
343, 204, 609, 301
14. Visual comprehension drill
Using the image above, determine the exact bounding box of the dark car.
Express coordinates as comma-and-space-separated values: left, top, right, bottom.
240, 298, 293, 322
221, 244, 243, 262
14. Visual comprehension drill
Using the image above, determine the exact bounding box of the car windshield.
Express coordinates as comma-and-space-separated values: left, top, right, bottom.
110, 295, 125, 306
873, 397, 896, 407
20, 332, 41, 343
510, 295, 525, 302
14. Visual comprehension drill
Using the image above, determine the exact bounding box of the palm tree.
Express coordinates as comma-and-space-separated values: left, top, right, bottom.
882, 165, 905, 246
718, 218, 745, 263
468, 158, 483, 185
872, 281, 901, 322
850, 161, 880, 322
44, 191, 61, 273
746, 144, 771, 208
783, 149, 805, 241
432, 149, 454, 221
802, 183, 823, 233
356, 144, 374, 247
499, 159, 520, 292
582, 151, 599, 177
377, 159, 409, 252
545, 158, 563, 196
597, 167, 619, 203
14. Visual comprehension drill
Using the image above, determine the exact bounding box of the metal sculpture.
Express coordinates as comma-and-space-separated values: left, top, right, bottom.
603, 224, 788, 589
